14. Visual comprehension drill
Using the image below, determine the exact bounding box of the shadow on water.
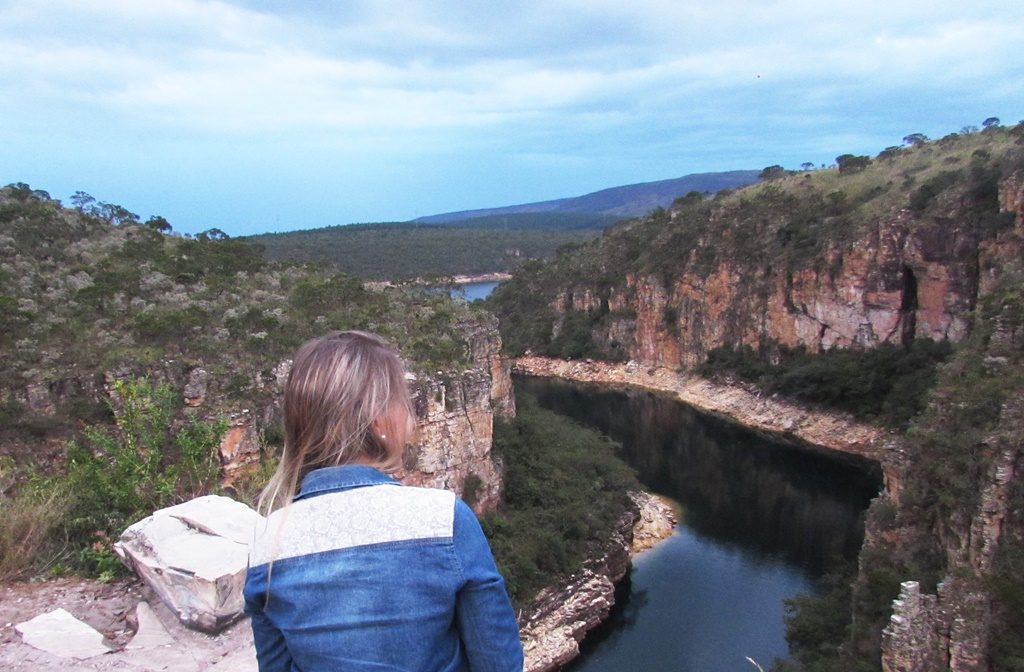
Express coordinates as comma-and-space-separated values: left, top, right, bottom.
517, 375, 880, 576
515, 375, 883, 672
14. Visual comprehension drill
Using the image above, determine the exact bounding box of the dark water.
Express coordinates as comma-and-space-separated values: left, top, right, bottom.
515, 376, 880, 672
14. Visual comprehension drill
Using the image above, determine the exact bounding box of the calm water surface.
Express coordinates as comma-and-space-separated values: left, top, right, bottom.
515, 376, 880, 672
449, 280, 499, 301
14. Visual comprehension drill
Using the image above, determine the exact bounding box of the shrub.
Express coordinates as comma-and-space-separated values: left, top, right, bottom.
699, 340, 953, 427
60, 377, 225, 575
481, 394, 638, 605
908, 170, 961, 213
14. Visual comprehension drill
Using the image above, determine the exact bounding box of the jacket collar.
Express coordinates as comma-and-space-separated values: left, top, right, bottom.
294, 464, 399, 501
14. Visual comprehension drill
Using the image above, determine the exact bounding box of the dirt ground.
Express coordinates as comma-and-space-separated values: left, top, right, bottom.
0, 576, 256, 671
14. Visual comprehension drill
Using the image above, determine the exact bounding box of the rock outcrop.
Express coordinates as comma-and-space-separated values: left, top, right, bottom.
519, 491, 677, 671
881, 579, 990, 672
519, 507, 637, 672
113, 496, 263, 633
401, 368, 505, 513
629, 491, 677, 555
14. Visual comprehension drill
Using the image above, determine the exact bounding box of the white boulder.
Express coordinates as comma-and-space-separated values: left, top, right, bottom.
114, 495, 264, 633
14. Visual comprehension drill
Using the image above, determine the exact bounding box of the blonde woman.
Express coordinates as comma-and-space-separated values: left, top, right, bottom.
244, 331, 524, 672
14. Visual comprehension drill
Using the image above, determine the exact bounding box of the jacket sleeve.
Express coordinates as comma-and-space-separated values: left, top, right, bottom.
452, 499, 525, 672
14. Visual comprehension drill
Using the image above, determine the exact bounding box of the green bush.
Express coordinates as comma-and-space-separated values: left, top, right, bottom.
481, 394, 638, 605
60, 377, 225, 575
699, 340, 953, 427
908, 170, 961, 213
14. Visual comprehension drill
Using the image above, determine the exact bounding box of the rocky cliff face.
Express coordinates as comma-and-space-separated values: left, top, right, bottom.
557, 207, 985, 368
870, 175, 1024, 672
216, 315, 516, 513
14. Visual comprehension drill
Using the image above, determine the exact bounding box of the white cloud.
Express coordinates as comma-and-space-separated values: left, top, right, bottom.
1, 0, 1022, 231
2, 0, 1020, 138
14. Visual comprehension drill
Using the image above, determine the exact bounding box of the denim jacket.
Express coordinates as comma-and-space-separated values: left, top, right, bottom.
244, 465, 524, 672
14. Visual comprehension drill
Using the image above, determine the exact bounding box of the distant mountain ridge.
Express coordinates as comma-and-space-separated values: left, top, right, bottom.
414, 170, 761, 223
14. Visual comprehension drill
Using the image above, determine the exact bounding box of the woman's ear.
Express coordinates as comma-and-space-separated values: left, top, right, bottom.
370, 415, 388, 439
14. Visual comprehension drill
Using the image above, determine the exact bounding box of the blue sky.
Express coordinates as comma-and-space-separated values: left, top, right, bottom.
2, 1, 1022, 235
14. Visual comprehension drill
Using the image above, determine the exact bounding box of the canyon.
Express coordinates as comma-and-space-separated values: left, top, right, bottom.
488, 136, 1024, 669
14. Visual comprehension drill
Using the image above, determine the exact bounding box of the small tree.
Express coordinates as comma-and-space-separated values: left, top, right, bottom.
70, 191, 96, 212
903, 133, 928, 147
197, 227, 228, 241
760, 165, 787, 180
982, 117, 1001, 131
145, 215, 173, 233
836, 154, 871, 174
95, 202, 140, 226
877, 146, 902, 161
800, 162, 815, 171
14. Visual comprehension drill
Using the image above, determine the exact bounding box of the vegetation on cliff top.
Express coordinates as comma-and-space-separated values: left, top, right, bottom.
489, 124, 1022, 361
0, 183, 486, 452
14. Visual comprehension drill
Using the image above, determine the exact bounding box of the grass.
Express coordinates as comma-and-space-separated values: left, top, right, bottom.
0, 458, 70, 580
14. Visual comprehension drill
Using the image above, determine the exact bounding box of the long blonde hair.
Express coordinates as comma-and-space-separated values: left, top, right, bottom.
258, 330, 415, 515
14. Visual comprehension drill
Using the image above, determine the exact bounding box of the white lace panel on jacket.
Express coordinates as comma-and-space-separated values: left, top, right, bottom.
249, 485, 456, 566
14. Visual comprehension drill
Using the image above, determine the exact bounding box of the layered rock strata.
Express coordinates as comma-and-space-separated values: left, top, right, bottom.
881, 579, 990, 672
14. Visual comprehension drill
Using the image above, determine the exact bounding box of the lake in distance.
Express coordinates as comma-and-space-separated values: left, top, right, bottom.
515, 375, 881, 672
449, 280, 500, 301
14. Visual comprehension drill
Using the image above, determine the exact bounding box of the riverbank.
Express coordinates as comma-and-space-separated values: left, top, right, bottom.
520, 490, 677, 672
513, 356, 899, 493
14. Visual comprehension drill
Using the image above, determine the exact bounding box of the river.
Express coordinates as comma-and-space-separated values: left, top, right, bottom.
515, 375, 880, 672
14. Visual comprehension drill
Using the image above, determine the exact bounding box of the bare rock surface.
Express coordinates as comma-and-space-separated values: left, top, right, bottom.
14, 608, 111, 660
629, 491, 678, 554
1, 577, 255, 671
113, 495, 264, 634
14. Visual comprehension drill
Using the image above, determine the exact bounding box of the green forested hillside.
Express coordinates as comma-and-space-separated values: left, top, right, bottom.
247, 212, 615, 280
0, 185, 485, 446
